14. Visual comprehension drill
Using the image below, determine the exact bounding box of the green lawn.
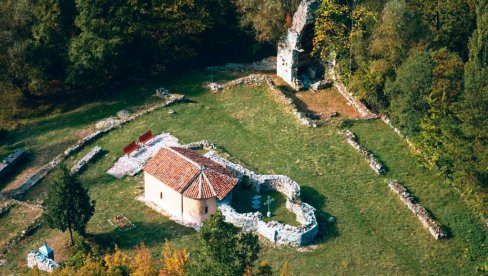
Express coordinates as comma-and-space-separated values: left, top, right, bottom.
1, 69, 486, 275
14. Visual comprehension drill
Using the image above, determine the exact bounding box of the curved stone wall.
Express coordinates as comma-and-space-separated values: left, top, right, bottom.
204, 151, 319, 247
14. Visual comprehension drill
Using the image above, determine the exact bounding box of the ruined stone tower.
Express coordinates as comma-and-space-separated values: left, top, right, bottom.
277, 0, 320, 90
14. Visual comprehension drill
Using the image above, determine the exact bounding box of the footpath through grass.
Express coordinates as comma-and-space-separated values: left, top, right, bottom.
2, 70, 486, 274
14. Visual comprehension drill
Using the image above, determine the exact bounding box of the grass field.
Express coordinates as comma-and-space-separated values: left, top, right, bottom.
1, 69, 486, 275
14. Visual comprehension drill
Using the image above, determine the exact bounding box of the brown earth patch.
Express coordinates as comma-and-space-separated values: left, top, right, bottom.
295, 88, 361, 119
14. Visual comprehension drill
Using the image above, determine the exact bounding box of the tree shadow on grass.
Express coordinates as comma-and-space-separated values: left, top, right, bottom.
300, 186, 339, 244
90, 221, 195, 250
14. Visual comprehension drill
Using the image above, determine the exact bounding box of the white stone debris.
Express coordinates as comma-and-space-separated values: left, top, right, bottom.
180, 140, 216, 150
0, 148, 26, 179
388, 180, 447, 240
204, 151, 319, 247
95, 117, 119, 130
207, 82, 223, 92
71, 146, 103, 174
27, 251, 58, 273
206, 56, 277, 72
277, 0, 320, 90
344, 130, 384, 175
117, 110, 131, 120
107, 133, 180, 178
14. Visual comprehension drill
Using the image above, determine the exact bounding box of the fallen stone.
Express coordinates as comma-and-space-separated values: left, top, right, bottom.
116, 110, 131, 120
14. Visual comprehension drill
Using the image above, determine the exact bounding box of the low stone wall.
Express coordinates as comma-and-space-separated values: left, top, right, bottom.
6, 94, 185, 199
207, 74, 314, 127
380, 116, 430, 164
71, 146, 103, 174
206, 56, 276, 72
180, 140, 216, 150
1, 219, 43, 254
325, 64, 377, 119
204, 151, 319, 247
0, 148, 26, 179
27, 251, 58, 273
388, 180, 447, 240
343, 130, 384, 175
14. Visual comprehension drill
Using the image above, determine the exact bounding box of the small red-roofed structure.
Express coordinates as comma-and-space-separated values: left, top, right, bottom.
143, 147, 239, 223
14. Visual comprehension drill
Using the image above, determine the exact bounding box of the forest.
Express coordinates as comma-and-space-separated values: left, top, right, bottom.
0, 0, 486, 217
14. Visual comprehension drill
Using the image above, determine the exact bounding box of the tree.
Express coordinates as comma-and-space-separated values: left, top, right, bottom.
280, 261, 292, 276
0, 0, 36, 98
31, 0, 77, 92
256, 261, 273, 276
104, 244, 130, 275
385, 48, 433, 135
410, 0, 476, 59
313, 0, 349, 61
187, 210, 260, 276
420, 48, 464, 172
460, 0, 488, 187
160, 240, 188, 276
235, 0, 300, 43
131, 243, 156, 276
43, 165, 95, 246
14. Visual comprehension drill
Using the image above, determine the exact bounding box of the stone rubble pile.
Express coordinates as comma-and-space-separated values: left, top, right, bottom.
70, 146, 103, 174
206, 56, 277, 72
27, 251, 58, 273
7, 93, 185, 199
344, 130, 384, 175
388, 180, 447, 240
181, 140, 216, 150
0, 148, 26, 179
207, 74, 314, 127
204, 151, 319, 247
107, 133, 180, 178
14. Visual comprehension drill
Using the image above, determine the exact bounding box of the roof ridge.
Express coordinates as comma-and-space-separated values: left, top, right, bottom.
167, 147, 203, 170
202, 171, 218, 198
197, 174, 203, 199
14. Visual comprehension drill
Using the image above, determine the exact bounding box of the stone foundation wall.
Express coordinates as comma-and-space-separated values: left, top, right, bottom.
204, 151, 318, 247
5, 94, 185, 199
0, 149, 26, 179
388, 180, 447, 240
71, 146, 103, 174
344, 130, 384, 175
27, 251, 58, 273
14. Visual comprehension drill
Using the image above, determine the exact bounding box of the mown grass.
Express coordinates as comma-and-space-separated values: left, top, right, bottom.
1, 69, 486, 275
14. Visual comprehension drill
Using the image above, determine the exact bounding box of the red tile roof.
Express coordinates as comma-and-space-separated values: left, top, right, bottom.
144, 147, 238, 200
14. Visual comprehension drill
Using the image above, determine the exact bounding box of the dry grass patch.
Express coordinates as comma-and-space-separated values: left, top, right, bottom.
295, 88, 361, 119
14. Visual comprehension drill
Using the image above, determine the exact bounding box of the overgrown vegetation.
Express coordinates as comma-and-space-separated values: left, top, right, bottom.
313, 0, 486, 216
